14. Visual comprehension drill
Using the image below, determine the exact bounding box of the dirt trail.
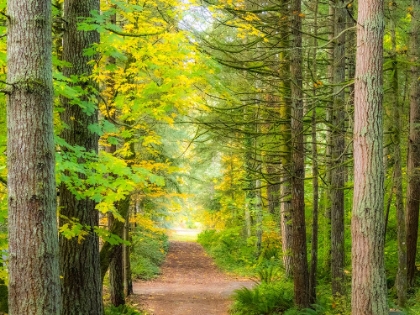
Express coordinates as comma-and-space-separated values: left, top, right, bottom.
132, 241, 254, 315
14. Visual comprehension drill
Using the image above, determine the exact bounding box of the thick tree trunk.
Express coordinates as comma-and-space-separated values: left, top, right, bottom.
290, 0, 309, 308
59, 0, 103, 314
406, 0, 420, 288
6, 0, 61, 314
330, 0, 347, 298
351, 1, 387, 314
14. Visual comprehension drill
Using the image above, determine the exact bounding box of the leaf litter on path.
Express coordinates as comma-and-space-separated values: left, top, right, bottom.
131, 241, 254, 315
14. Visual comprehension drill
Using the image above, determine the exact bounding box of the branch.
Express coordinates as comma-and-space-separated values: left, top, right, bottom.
104, 26, 164, 37
0, 10, 10, 21
0, 176, 7, 187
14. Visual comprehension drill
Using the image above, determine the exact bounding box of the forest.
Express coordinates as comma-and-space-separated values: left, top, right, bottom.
1, 0, 420, 314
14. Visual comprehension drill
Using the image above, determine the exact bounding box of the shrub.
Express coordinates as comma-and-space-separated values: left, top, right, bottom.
130, 222, 169, 280
230, 280, 294, 315
198, 228, 259, 275
105, 304, 144, 315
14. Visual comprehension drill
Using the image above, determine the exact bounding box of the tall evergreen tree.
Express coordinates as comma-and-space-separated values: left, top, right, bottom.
330, 0, 347, 298
351, 0, 388, 313
406, 0, 420, 288
290, 0, 310, 308
6, 0, 61, 313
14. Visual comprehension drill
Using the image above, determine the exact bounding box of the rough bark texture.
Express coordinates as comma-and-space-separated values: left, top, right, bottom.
6, 0, 61, 314
406, 0, 420, 288
108, 199, 128, 307
330, 0, 347, 297
352, 1, 387, 314
59, 0, 103, 314
309, 0, 319, 304
278, 0, 293, 278
290, 0, 309, 308
110, 243, 125, 306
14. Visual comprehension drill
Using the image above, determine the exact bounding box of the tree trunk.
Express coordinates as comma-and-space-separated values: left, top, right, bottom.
108, 199, 128, 307
330, 0, 347, 298
59, 0, 103, 314
406, 0, 420, 288
278, 0, 293, 278
290, 0, 309, 308
255, 179, 263, 257
6, 0, 61, 314
309, 0, 319, 304
351, 1, 387, 314
123, 212, 134, 296
109, 244, 124, 305
388, 2, 407, 306
267, 160, 280, 217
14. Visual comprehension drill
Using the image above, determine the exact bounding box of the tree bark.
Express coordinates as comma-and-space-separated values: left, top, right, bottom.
290, 0, 309, 308
278, 0, 293, 278
108, 200, 128, 307
309, 0, 319, 304
59, 0, 103, 314
406, 0, 420, 288
123, 212, 133, 296
352, 1, 387, 314
330, 0, 347, 298
388, 2, 407, 306
6, 0, 61, 314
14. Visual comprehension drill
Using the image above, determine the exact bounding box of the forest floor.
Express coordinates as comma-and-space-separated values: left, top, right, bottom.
131, 240, 255, 315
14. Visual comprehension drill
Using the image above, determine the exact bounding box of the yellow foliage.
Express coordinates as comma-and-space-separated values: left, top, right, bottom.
132, 214, 166, 235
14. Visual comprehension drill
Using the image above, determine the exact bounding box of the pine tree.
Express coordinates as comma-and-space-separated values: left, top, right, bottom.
351, 0, 388, 313
6, 0, 61, 313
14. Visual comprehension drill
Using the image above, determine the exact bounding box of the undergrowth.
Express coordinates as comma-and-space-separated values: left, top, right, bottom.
105, 304, 145, 315
197, 227, 282, 276
198, 228, 420, 315
230, 281, 294, 315
130, 216, 169, 280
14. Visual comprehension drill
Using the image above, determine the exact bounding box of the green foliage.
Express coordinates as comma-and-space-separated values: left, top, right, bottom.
406, 287, 420, 315
0, 278, 7, 314
198, 228, 258, 275
283, 305, 327, 315
230, 281, 294, 315
256, 264, 283, 284
130, 223, 169, 280
105, 304, 144, 315
56, 139, 165, 223
198, 228, 283, 276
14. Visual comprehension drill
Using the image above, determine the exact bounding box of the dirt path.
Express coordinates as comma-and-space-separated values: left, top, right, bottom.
132, 241, 254, 315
